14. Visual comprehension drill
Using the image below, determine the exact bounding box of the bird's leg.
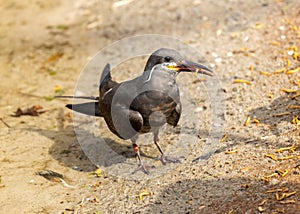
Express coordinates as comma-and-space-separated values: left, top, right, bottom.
131, 137, 154, 175
153, 130, 182, 165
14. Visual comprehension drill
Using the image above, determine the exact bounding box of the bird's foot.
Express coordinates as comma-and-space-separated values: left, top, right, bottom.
132, 163, 155, 175
158, 155, 184, 165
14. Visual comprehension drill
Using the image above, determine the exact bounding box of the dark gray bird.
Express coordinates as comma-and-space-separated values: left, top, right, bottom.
59, 48, 213, 174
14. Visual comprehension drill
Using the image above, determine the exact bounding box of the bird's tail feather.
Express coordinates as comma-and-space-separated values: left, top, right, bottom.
65, 102, 102, 117
55, 95, 99, 100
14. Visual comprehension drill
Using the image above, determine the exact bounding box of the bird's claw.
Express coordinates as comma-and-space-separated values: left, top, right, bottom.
132, 163, 155, 175
159, 155, 184, 165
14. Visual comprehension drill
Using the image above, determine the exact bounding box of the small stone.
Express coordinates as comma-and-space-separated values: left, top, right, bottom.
215, 57, 222, 63
280, 35, 286, 40
227, 52, 233, 57
72, 166, 79, 170
216, 29, 223, 36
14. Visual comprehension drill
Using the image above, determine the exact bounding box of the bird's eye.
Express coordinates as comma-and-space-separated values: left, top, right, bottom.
164, 56, 172, 62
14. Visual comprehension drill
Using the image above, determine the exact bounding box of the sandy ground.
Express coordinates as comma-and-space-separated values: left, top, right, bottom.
0, 0, 300, 213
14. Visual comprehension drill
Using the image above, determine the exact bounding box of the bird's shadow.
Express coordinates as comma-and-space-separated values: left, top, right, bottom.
28, 108, 157, 172
31, 126, 158, 172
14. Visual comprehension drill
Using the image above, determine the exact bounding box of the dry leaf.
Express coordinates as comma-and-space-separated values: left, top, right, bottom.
260, 71, 272, 76
44, 52, 64, 63
220, 134, 227, 142
233, 79, 251, 85
286, 67, 300, 74
292, 117, 300, 126
139, 189, 151, 201
11, 105, 46, 117
244, 116, 251, 126
225, 149, 238, 154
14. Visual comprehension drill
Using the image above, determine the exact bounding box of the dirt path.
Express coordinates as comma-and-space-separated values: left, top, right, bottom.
0, 0, 299, 213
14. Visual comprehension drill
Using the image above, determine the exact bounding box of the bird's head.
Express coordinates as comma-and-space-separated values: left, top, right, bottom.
144, 48, 213, 76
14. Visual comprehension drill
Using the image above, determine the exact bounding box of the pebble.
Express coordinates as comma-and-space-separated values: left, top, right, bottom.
215, 57, 222, 63
211, 52, 218, 58
227, 52, 233, 57
72, 166, 79, 170
287, 50, 294, 55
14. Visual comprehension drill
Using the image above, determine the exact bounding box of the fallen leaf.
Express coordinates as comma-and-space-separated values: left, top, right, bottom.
273, 112, 291, 117
258, 199, 268, 206
255, 22, 264, 29
91, 167, 102, 177
253, 118, 260, 124
277, 156, 297, 161
257, 206, 264, 212
287, 105, 300, 109
139, 189, 151, 201
282, 88, 298, 93
276, 146, 298, 153
273, 67, 286, 74
44, 52, 64, 64
233, 79, 251, 85
11, 105, 46, 117
276, 192, 296, 201
264, 154, 277, 161
266, 188, 289, 193
56, 25, 69, 30
279, 200, 296, 204
260, 71, 272, 76
286, 58, 291, 67
225, 149, 238, 154
54, 85, 65, 96
220, 133, 227, 142
244, 116, 251, 126
269, 41, 281, 46
286, 67, 300, 74
275, 169, 289, 177
292, 116, 300, 126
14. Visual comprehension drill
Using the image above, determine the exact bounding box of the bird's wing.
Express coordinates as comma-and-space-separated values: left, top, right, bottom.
104, 104, 143, 140
99, 64, 119, 98
167, 102, 181, 127
100, 79, 144, 139
130, 90, 180, 129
